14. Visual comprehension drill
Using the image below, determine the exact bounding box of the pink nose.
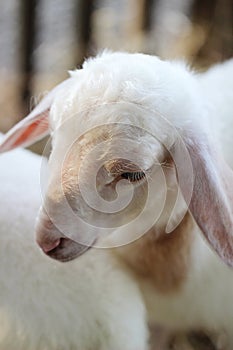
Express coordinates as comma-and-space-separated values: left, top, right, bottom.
35, 206, 96, 262
38, 238, 61, 253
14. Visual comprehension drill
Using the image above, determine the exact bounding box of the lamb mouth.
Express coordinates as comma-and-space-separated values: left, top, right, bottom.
46, 237, 93, 262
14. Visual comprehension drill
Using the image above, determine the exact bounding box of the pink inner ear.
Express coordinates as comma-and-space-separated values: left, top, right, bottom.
0, 111, 50, 153
10, 114, 49, 149
0, 77, 72, 153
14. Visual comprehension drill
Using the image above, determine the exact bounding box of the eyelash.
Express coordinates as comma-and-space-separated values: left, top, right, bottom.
120, 171, 145, 182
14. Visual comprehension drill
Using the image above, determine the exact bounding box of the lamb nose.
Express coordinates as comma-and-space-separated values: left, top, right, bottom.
39, 239, 61, 253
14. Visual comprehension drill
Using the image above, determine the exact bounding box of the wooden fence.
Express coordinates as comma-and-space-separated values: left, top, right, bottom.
0, 0, 232, 132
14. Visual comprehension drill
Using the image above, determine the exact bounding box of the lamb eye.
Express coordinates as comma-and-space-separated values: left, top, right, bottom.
120, 171, 145, 182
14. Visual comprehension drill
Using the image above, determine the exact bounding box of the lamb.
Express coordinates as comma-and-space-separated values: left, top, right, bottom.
0, 51, 233, 347
0, 137, 149, 350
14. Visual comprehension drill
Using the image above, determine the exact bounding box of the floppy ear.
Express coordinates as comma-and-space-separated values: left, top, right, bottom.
173, 132, 233, 267
0, 78, 71, 153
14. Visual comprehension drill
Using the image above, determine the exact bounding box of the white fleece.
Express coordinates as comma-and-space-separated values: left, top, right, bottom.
1, 52, 233, 349
48, 53, 233, 346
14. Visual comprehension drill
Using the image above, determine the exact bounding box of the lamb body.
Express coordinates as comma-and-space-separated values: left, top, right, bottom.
0, 52, 233, 348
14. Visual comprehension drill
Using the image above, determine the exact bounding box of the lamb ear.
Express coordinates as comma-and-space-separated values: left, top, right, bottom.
173, 133, 233, 267
0, 78, 71, 153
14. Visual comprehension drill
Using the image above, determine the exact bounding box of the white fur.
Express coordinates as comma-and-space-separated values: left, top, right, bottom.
46, 53, 233, 346
198, 59, 233, 168
143, 57, 233, 340
0, 141, 148, 350
1, 52, 233, 349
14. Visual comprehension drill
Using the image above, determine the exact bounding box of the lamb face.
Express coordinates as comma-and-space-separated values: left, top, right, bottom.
37, 109, 171, 261
35, 54, 199, 262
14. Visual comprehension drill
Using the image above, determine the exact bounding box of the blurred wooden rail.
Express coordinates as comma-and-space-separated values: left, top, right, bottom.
0, 0, 232, 128
18, 0, 157, 115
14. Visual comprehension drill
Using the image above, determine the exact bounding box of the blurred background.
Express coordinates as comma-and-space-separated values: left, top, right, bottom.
0, 0, 232, 138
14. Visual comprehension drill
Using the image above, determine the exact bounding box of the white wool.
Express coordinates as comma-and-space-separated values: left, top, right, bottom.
1, 52, 233, 349
49, 53, 233, 346
198, 59, 233, 168
53, 52, 203, 136
0, 141, 148, 350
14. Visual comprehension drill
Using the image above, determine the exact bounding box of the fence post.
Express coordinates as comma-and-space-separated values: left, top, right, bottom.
142, 0, 156, 32
125, 0, 157, 51
191, 0, 232, 66
19, 0, 38, 115
74, 0, 95, 66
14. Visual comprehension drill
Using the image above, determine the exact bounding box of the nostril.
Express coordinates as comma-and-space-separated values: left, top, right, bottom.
40, 239, 61, 253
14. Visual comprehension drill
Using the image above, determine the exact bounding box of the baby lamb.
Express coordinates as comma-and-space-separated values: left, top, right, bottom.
0, 136, 148, 350
0, 52, 233, 348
